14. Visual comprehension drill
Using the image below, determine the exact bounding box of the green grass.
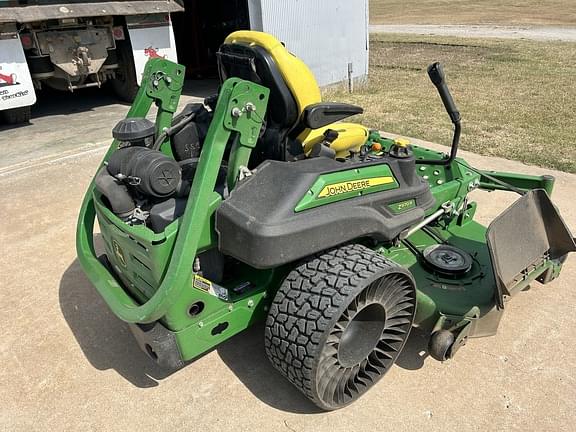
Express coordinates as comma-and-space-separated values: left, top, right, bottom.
326, 35, 576, 173
370, 0, 576, 26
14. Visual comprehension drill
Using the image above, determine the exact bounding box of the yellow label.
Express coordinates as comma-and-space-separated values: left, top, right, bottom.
193, 274, 212, 291
318, 176, 395, 198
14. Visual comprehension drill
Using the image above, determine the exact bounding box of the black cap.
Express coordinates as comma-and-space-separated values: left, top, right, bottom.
112, 118, 155, 141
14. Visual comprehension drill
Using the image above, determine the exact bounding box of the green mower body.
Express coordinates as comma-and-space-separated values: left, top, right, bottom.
77, 33, 575, 410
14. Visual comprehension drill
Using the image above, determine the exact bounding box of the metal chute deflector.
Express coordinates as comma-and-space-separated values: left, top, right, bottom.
486, 189, 576, 308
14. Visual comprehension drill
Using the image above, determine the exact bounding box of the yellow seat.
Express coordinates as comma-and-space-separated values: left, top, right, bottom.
220, 31, 368, 161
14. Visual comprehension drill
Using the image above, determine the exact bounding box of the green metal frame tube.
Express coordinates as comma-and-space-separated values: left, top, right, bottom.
76, 83, 235, 323
479, 171, 555, 195
76, 58, 270, 324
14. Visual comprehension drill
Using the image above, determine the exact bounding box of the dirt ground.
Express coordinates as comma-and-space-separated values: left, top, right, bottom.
1, 120, 574, 430
370, 0, 576, 26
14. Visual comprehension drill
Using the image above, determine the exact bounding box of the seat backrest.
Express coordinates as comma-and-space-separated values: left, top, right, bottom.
217, 31, 322, 162
219, 31, 321, 122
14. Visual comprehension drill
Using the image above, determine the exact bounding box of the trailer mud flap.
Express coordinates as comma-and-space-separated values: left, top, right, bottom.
126, 15, 178, 85
486, 189, 576, 308
0, 35, 36, 111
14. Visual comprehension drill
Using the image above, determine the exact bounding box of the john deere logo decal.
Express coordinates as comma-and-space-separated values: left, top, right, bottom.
318, 176, 395, 198
112, 240, 127, 267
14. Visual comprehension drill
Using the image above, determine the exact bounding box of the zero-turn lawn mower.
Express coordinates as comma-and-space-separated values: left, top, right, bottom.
77, 31, 576, 410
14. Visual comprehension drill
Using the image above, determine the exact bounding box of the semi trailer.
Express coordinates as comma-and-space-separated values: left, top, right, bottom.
0, 0, 182, 124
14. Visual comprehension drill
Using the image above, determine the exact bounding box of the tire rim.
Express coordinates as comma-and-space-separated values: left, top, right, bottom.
338, 303, 387, 367
315, 273, 415, 408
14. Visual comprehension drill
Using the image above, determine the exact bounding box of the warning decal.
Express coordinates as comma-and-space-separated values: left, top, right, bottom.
193, 275, 229, 301
193, 274, 212, 291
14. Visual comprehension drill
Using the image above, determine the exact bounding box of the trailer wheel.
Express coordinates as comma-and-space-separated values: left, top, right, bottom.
111, 38, 139, 103
1, 106, 31, 125
265, 243, 416, 410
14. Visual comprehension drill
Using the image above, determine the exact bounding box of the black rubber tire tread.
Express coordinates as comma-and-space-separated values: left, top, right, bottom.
111, 37, 139, 103
428, 330, 455, 361
264, 243, 416, 410
1, 106, 31, 124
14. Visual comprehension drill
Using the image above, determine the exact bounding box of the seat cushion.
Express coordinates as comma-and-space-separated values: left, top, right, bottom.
299, 123, 370, 159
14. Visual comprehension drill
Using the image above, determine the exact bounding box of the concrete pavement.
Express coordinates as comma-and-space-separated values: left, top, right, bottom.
0, 79, 218, 173
0, 121, 575, 430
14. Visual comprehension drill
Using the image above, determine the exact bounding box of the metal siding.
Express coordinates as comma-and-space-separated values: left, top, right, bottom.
253, 0, 368, 87
247, 0, 264, 30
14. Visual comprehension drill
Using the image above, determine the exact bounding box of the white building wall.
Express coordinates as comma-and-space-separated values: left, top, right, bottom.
247, 0, 369, 87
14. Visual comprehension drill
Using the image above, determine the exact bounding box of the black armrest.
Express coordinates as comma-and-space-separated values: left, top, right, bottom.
302, 103, 363, 129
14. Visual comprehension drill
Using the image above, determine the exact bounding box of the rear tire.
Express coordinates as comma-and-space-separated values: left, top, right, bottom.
111, 38, 139, 103
1, 106, 31, 124
265, 243, 416, 410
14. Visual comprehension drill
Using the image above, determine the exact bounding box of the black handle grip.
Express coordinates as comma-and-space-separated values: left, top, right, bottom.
427, 62, 461, 124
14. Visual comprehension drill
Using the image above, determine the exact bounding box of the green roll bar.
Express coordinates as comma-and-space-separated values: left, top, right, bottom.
76, 58, 269, 323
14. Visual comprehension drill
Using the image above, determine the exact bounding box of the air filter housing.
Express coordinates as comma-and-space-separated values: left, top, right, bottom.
107, 147, 181, 198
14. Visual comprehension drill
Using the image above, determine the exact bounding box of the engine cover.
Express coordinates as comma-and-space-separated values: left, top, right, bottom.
216, 157, 435, 268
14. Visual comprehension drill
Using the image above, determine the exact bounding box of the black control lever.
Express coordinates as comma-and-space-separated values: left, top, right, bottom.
428, 62, 461, 124
417, 62, 461, 166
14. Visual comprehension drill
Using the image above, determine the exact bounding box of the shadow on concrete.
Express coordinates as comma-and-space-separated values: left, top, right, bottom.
59, 257, 173, 388
0, 86, 122, 131
216, 324, 431, 411
33, 86, 124, 119
395, 327, 430, 371
59, 250, 428, 411
0, 78, 219, 130
0, 120, 30, 132
59, 253, 320, 412
216, 324, 323, 414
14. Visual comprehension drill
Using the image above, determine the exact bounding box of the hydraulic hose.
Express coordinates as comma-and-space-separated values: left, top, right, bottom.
94, 167, 135, 219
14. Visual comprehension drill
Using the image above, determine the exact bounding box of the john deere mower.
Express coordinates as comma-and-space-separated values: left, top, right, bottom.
77, 31, 575, 410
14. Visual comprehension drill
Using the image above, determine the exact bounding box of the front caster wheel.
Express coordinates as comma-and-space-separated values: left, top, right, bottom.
428, 330, 455, 361
265, 243, 416, 410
